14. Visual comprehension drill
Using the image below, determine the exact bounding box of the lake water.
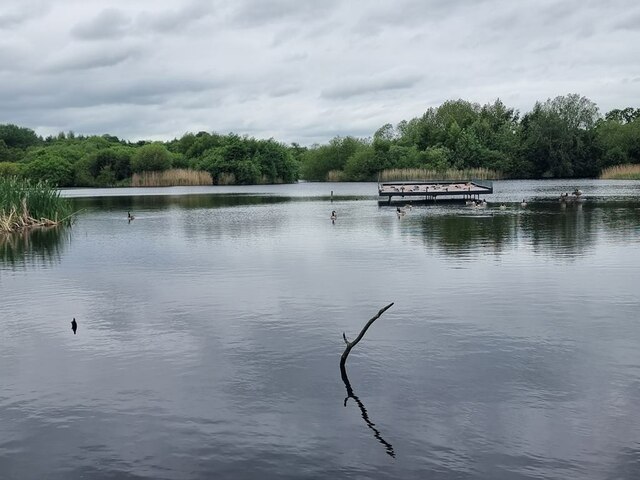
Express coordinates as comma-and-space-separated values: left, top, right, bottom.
2, 180, 640, 479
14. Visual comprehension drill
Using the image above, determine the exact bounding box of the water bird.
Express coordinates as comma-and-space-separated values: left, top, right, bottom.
330, 210, 337, 223
499, 204, 507, 210
521, 199, 527, 208
71, 318, 77, 335
127, 211, 135, 221
396, 207, 406, 217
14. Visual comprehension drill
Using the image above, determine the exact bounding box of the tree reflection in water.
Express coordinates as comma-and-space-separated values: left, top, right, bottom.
0, 226, 67, 267
412, 201, 640, 260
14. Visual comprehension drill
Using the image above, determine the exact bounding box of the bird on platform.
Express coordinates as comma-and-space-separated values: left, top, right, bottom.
499, 204, 507, 210
521, 199, 527, 208
71, 318, 77, 335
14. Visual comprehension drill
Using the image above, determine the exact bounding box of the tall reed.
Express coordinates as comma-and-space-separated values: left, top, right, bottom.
599, 164, 640, 180
216, 172, 236, 185
326, 170, 345, 182
0, 177, 72, 233
131, 169, 213, 187
379, 168, 502, 181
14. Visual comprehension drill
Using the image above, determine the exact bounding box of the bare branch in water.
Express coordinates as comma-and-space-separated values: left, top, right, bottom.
340, 303, 394, 365
339, 303, 396, 457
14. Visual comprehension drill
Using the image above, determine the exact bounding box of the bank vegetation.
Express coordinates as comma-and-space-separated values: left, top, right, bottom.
1, 96, 639, 186
599, 164, 640, 180
0, 177, 73, 233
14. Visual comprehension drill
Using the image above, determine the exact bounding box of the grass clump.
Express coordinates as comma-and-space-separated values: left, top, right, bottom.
0, 177, 73, 233
599, 164, 640, 180
131, 169, 213, 187
379, 168, 502, 182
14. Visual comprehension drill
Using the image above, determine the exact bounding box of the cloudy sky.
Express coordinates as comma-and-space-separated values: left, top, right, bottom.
1, 0, 639, 144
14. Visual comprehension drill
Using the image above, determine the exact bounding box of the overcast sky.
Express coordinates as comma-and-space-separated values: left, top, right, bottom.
1, 0, 639, 145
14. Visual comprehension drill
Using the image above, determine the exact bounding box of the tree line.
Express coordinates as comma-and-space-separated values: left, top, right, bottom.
1, 93, 639, 186
0, 129, 299, 187
300, 94, 640, 181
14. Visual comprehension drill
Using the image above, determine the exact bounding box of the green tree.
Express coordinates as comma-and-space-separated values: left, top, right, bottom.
423, 147, 452, 170
519, 104, 573, 177
22, 153, 74, 186
300, 136, 366, 181
0, 162, 21, 177
604, 107, 640, 124
544, 93, 600, 130
0, 139, 11, 162
343, 146, 380, 181
0, 124, 41, 149
131, 143, 172, 172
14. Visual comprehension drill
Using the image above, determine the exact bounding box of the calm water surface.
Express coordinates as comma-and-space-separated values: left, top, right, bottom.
2, 180, 640, 479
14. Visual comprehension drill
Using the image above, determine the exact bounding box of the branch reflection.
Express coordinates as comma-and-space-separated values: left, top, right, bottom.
340, 362, 395, 458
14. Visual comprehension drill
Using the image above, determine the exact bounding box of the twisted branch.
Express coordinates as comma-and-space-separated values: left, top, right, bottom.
340, 303, 394, 365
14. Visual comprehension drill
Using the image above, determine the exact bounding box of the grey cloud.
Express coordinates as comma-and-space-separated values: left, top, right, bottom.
269, 85, 300, 98
72, 1, 215, 40
0, 2, 48, 29
71, 8, 131, 40
0, 74, 226, 111
1, 0, 639, 145
322, 75, 422, 100
140, 0, 216, 33
76, 77, 225, 107
0, 45, 21, 71
357, 0, 492, 31
282, 52, 308, 62
44, 48, 139, 73
613, 10, 640, 31
230, 0, 340, 27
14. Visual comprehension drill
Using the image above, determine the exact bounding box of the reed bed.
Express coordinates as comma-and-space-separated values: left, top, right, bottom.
599, 164, 640, 180
379, 168, 502, 181
326, 170, 345, 182
131, 169, 213, 187
216, 172, 236, 185
0, 177, 72, 233
259, 175, 285, 184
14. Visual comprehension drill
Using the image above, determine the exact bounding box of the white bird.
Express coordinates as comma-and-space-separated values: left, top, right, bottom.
520, 199, 527, 208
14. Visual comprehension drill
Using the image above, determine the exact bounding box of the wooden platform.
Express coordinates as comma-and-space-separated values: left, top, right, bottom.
378, 180, 493, 204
